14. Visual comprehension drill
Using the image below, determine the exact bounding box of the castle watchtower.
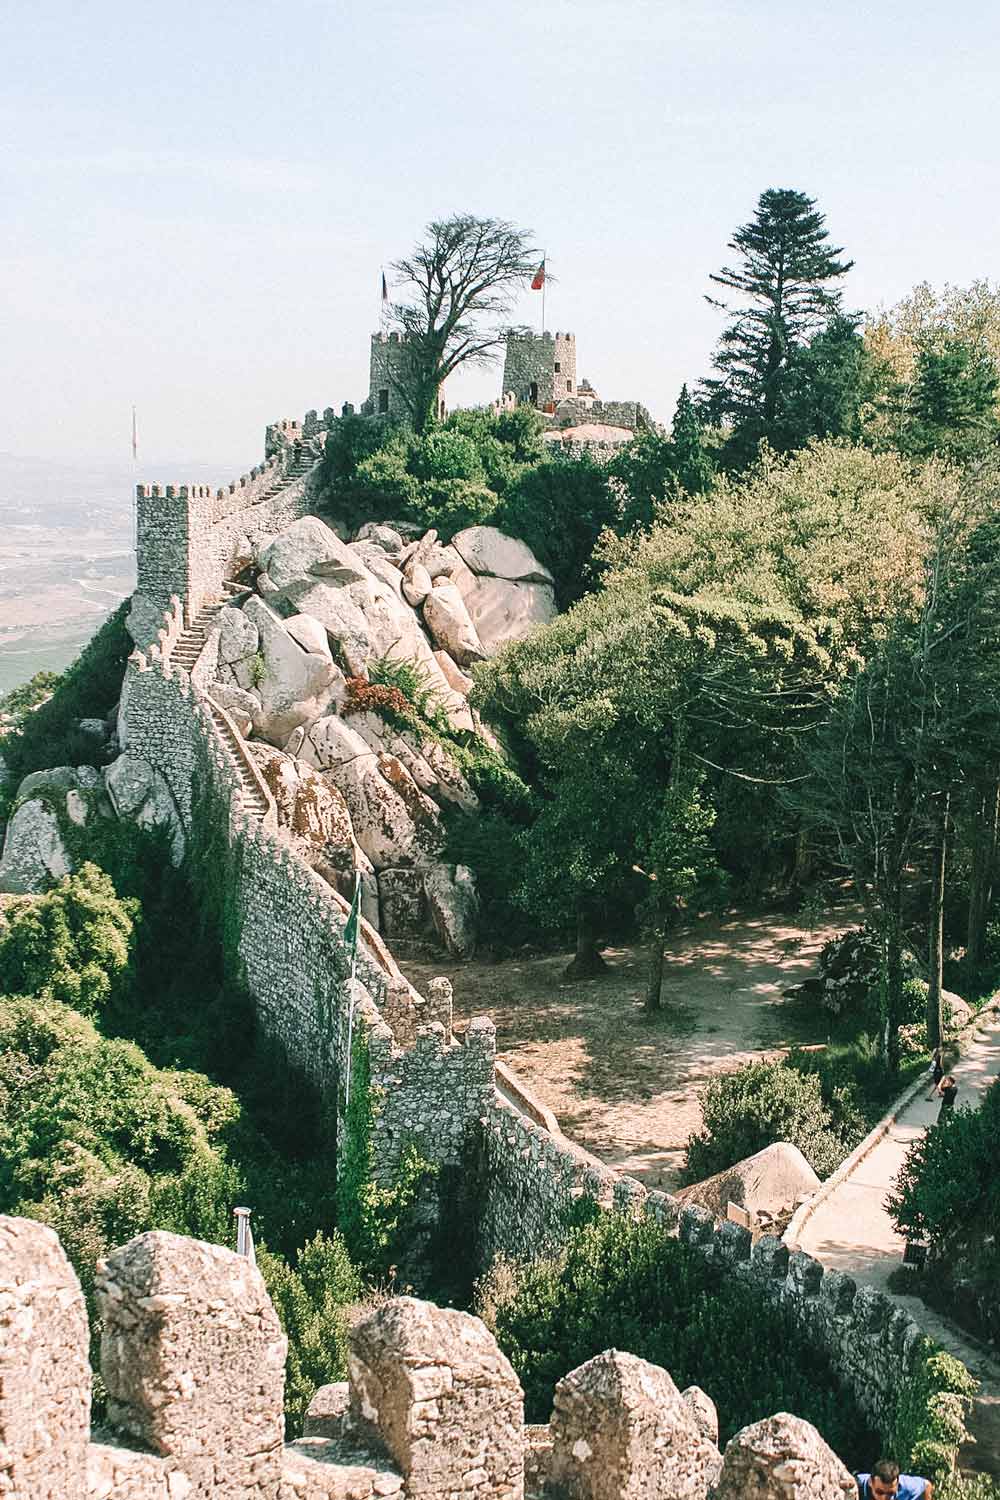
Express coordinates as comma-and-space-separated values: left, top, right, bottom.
366, 332, 446, 422
502, 331, 577, 411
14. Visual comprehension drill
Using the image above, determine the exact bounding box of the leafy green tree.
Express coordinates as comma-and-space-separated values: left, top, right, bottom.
636, 762, 724, 1010
609, 386, 714, 533
497, 452, 617, 606
388, 215, 539, 432
702, 188, 854, 467
0, 863, 138, 1018
779, 314, 884, 449
888, 1079, 1000, 1273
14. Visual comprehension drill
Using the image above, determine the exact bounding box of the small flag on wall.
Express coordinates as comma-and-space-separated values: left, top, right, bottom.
531, 260, 546, 291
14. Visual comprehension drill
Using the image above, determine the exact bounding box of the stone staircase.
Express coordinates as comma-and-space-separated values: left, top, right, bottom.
208, 700, 272, 822
170, 599, 225, 673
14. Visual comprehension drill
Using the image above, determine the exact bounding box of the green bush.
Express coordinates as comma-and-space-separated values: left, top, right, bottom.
479, 1210, 874, 1458
0, 863, 139, 1018
0, 994, 238, 1289
259, 1230, 361, 1435
684, 1059, 848, 1182
888, 1079, 1000, 1257
496, 453, 618, 606
0, 601, 131, 814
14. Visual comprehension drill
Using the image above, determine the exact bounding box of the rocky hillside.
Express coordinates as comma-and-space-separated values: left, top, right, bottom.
0, 516, 557, 956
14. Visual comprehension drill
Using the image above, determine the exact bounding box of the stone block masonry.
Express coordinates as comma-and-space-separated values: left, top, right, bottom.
0, 1211, 861, 1500
502, 332, 577, 410
133, 423, 325, 649
119, 618, 494, 1186
476, 1097, 973, 1473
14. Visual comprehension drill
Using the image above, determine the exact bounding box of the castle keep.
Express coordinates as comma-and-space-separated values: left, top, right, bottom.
502, 331, 578, 408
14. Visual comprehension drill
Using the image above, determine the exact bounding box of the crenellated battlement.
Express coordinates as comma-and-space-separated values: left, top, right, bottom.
131, 421, 325, 650
0, 1212, 861, 1500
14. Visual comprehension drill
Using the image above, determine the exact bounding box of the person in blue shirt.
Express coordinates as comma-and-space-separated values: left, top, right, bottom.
855, 1459, 933, 1498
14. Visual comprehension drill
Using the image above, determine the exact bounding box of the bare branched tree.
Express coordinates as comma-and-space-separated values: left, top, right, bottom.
387, 214, 539, 432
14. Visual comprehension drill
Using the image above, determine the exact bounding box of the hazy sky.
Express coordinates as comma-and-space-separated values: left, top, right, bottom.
4, 0, 999, 473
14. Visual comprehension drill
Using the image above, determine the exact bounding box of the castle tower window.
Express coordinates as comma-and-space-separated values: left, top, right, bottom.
530, 380, 538, 404
378, 389, 389, 414
567, 379, 572, 391
554, 361, 561, 372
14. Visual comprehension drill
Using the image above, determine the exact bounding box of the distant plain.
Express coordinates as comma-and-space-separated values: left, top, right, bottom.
0, 454, 241, 695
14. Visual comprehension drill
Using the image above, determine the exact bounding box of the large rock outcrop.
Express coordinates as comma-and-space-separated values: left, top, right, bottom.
194, 513, 558, 947
675, 1143, 821, 1224
711, 1412, 857, 1498
0, 757, 184, 896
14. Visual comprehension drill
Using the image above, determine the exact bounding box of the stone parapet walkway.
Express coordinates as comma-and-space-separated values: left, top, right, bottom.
789, 1003, 1000, 1476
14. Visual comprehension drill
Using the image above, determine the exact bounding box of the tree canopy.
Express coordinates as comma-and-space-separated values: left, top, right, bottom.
387, 215, 539, 432
701, 189, 855, 465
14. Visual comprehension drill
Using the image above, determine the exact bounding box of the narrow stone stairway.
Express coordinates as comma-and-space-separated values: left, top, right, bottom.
170, 600, 225, 672
207, 701, 271, 821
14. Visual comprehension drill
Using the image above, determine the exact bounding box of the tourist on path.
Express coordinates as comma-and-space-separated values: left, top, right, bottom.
932, 1073, 958, 1120
855, 1458, 933, 1497
926, 1046, 944, 1099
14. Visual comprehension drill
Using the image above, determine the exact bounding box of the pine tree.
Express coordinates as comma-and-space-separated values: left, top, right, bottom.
670, 384, 714, 495
898, 340, 1000, 463
702, 189, 854, 467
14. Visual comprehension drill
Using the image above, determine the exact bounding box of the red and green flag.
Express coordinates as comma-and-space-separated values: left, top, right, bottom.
531, 259, 546, 290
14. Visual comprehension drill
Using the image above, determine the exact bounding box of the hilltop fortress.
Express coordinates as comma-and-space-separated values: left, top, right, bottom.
361, 329, 654, 453
0, 393, 978, 1493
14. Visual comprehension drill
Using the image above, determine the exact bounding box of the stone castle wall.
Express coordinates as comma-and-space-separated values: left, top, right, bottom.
551, 396, 652, 431
132, 437, 321, 648
0, 1212, 858, 1500
502, 332, 577, 409
476, 1099, 952, 1455
119, 635, 494, 1183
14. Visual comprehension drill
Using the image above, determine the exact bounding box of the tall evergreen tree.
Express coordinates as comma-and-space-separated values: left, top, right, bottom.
778, 314, 879, 450
702, 189, 854, 467
670, 384, 715, 494
897, 340, 1000, 463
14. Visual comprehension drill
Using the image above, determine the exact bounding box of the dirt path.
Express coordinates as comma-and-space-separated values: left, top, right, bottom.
404, 904, 861, 1191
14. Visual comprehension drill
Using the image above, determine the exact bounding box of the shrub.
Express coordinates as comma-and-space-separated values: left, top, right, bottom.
0, 863, 139, 1018
496, 454, 618, 606
258, 1230, 361, 1435
888, 1079, 1000, 1257
684, 1059, 848, 1182
479, 1210, 873, 1457
0, 601, 131, 814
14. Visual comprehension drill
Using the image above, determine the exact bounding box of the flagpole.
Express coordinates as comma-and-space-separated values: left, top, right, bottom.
541, 250, 546, 334
343, 868, 362, 1109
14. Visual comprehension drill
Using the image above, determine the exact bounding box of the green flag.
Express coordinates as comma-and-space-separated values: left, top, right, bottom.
344, 872, 362, 979
343, 873, 362, 1108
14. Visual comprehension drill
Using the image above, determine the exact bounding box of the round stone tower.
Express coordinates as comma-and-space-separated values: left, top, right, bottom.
502, 332, 577, 410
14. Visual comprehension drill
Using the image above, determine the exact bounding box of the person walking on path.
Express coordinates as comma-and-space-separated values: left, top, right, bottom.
855, 1458, 933, 1497
926, 1046, 944, 1100
931, 1073, 959, 1120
